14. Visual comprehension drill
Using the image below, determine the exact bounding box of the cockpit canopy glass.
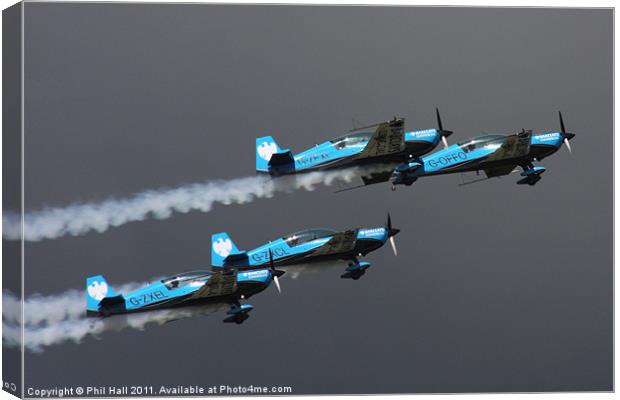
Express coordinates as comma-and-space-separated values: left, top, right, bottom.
331, 131, 373, 150
458, 134, 506, 153
161, 270, 213, 290
283, 229, 337, 246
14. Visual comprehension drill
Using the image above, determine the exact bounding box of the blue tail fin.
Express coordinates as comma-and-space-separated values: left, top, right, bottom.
86, 275, 121, 313
256, 136, 281, 172
211, 232, 243, 267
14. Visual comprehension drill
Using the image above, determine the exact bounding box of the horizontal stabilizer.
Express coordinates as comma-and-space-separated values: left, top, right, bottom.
98, 295, 126, 314
268, 150, 295, 170
222, 252, 249, 267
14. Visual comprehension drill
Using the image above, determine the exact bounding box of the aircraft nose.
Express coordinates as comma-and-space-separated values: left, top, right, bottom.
272, 269, 286, 278
563, 132, 575, 141
439, 129, 453, 138
388, 228, 400, 237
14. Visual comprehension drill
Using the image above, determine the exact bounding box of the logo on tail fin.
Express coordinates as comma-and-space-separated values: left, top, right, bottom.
213, 238, 233, 258
87, 280, 108, 301
257, 141, 278, 160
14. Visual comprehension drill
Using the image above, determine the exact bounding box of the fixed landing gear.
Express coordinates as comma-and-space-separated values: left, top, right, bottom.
223, 302, 254, 324
391, 178, 416, 190
341, 269, 365, 280
341, 259, 371, 280
517, 163, 546, 186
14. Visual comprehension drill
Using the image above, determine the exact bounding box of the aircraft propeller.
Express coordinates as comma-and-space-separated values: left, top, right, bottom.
436, 107, 453, 148
386, 212, 400, 256
558, 111, 575, 153
267, 249, 285, 294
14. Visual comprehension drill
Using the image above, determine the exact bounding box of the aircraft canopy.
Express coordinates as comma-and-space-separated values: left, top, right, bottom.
458, 134, 506, 153
283, 229, 337, 246
161, 270, 213, 289
330, 131, 374, 150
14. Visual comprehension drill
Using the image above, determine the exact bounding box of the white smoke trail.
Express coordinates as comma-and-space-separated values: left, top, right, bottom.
2, 283, 227, 352
4, 305, 229, 352
3, 167, 381, 242
1, 262, 346, 352
3, 281, 149, 326
2, 259, 356, 352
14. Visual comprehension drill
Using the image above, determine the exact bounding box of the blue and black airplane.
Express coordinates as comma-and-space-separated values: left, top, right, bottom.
390, 112, 575, 188
211, 215, 400, 280
255, 109, 452, 185
86, 259, 285, 324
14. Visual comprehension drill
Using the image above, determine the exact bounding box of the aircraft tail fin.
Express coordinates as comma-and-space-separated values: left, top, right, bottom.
256, 136, 295, 173
86, 275, 123, 314
212, 232, 245, 267
256, 136, 281, 172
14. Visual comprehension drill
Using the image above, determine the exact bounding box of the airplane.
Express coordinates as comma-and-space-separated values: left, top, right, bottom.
255, 109, 453, 185
391, 112, 575, 188
211, 214, 400, 280
86, 261, 285, 324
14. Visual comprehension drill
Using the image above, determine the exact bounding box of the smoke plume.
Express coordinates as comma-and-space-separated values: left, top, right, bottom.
3, 168, 381, 242
3, 282, 227, 352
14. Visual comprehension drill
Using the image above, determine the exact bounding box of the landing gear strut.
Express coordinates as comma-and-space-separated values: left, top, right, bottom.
341, 258, 371, 280
517, 163, 546, 186
223, 302, 254, 324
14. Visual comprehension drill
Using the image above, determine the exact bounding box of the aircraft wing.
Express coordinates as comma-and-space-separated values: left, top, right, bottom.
479, 133, 530, 178
485, 133, 531, 163
361, 170, 394, 185
335, 167, 398, 192
483, 165, 518, 178
355, 119, 406, 159
311, 229, 357, 256
190, 271, 237, 299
